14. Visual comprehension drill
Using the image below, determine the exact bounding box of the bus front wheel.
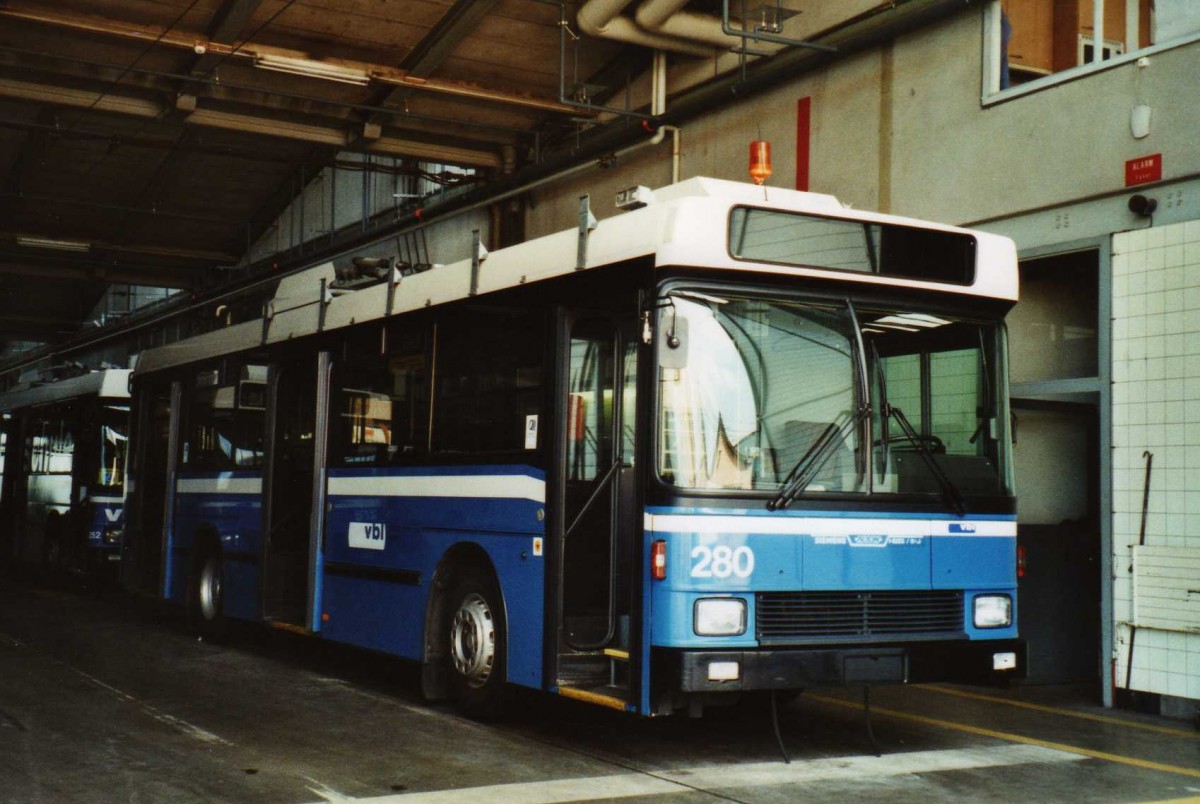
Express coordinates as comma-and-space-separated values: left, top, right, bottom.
446, 570, 507, 718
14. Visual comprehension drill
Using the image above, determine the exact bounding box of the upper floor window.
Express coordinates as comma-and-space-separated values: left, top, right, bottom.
985, 0, 1200, 99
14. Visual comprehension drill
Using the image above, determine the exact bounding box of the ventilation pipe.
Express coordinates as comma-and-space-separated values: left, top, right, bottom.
577, 0, 713, 57
635, 0, 769, 51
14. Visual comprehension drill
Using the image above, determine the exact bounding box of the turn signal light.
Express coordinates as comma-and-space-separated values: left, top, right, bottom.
651, 540, 667, 580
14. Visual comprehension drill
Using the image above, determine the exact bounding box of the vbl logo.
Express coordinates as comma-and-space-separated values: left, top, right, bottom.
349, 521, 387, 550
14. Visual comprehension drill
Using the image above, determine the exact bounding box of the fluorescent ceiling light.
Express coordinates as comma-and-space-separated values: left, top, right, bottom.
16, 236, 91, 252
254, 54, 370, 86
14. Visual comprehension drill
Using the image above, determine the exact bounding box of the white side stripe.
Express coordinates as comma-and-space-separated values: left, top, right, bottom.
176, 477, 263, 495
322, 744, 1081, 803
328, 474, 545, 503
645, 514, 1015, 537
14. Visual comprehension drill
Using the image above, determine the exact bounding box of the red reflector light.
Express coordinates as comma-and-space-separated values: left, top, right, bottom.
1016, 544, 1027, 579
651, 540, 667, 580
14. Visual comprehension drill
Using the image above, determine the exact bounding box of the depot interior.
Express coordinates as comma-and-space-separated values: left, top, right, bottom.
0, 0, 1198, 719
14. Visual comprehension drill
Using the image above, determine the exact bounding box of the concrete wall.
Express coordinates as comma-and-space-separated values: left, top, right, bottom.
530, 6, 1200, 233
242, 157, 479, 269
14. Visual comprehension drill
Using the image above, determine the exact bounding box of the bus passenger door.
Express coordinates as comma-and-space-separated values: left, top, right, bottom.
555, 313, 639, 706
124, 379, 178, 596
263, 353, 329, 629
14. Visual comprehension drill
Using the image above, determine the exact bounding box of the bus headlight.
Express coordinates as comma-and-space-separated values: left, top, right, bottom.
694, 598, 746, 636
973, 594, 1012, 628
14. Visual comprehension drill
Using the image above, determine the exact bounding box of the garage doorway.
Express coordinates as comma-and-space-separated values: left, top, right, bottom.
1007, 248, 1103, 687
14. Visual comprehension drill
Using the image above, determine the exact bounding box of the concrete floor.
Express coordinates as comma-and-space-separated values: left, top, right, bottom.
1, 573, 1198, 803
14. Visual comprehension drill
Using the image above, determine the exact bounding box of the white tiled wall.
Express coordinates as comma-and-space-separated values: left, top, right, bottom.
1111, 219, 1200, 699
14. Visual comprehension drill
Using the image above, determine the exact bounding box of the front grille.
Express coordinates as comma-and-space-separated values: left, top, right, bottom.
756, 590, 964, 644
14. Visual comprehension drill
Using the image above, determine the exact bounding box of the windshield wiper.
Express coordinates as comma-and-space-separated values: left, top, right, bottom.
767, 405, 869, 511
884, 404, 967, 516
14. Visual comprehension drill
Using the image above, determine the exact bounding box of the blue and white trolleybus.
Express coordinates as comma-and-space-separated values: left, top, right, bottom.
124, 177, 1021, 717
0, 368, 131, 577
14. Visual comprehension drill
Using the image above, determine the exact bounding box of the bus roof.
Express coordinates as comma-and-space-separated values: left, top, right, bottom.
0, 369, 131, 412
134, 177, 1017, 377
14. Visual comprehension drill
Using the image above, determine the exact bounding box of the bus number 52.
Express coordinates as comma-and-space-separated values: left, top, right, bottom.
690, 545, 754, 579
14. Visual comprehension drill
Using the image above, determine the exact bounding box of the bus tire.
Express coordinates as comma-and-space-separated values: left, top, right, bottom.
188, 546, 227, 640
446, 568, 507, 719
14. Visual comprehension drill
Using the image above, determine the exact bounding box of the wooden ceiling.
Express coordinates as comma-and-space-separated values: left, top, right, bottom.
0, 0, 640, 350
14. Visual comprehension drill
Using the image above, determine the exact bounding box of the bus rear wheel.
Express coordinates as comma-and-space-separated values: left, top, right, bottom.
188, 548, 226, 639
446, 570, 506, 718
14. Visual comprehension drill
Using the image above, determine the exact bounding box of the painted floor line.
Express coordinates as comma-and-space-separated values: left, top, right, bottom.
810, 693, 1200, 779
74, 669, 232, 746
916, 684, 1200, 739
315, 743, 1085, 803
1, 628, 230, 747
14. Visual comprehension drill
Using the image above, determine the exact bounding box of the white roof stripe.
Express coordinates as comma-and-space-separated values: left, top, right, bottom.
328, 474, 545, 503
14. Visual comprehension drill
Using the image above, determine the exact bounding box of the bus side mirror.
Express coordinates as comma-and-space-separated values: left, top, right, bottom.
657, 314, 688, 370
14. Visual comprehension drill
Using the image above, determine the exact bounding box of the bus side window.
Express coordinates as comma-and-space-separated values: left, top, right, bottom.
182, 362, 266, 470
432, 308, 543, 456
331, 326, 429, 467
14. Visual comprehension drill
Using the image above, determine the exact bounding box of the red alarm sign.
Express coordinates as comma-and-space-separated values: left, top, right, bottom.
1125, 154, 1162, 186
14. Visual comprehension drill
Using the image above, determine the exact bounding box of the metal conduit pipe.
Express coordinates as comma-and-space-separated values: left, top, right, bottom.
647, 50, 681, 184
635, 0, 772, 51
576, 0, 713, 57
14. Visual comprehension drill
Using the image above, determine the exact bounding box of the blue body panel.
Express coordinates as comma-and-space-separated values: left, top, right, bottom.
168, 465, 547, 689
644, 506, 1019, 653
318, 465, 547, 690
85, 498, 123, 556
170, 470, 264, 621
932, 535, 1015, 588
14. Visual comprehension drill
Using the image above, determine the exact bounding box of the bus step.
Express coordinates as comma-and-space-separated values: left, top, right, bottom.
557, 685, 628, 712
268, 620, 309, 636
557, 656, 610, 688
603, 648, 630, 661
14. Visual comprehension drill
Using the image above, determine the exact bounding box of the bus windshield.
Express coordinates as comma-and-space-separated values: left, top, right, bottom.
656, 290, 1011, 501
97, 403, 129, 490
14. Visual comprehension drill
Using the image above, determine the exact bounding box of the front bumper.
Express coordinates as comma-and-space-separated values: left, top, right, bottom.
670, 639, 1026, 692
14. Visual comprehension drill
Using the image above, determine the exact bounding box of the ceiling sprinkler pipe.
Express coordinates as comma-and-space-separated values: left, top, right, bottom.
720, 0, 836, 51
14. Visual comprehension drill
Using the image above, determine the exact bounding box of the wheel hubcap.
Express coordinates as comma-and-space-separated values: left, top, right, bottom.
199, 558, 221, 621
450, 592, 495, 687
